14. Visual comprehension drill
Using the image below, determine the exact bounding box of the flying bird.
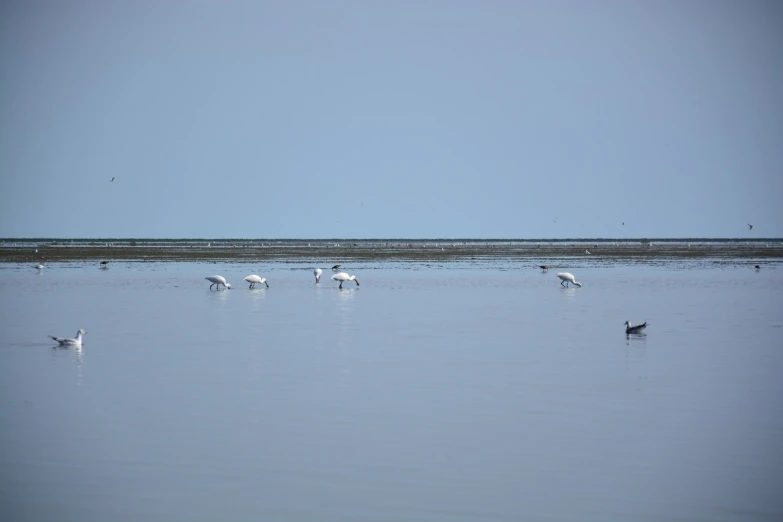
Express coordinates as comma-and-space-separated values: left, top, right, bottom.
111, 177, 115, 182
205, 275, 231, 290
624, 321, 648, 335
557, 272, 582, 287
49, 329, 87, 347
331, 272, 359, 289
243, 275, 268, 289
314, 268, 323, 283
748, 223, 753, 230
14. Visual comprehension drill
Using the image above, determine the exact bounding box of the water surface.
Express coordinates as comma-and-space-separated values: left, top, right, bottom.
1, 261, 781, 521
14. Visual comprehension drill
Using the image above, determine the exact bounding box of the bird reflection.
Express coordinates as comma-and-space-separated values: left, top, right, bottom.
560, 287, 577, 301
51, 344, 84, 386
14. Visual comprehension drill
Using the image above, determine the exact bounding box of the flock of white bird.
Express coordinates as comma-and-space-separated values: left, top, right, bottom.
46, 264, 648, 347
205, 267, 361, 291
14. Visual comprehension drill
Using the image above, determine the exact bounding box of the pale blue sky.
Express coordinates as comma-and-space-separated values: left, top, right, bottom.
1, 0, 781, 238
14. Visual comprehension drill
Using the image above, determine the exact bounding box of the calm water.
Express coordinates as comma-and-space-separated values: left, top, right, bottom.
1, 261, 782, 521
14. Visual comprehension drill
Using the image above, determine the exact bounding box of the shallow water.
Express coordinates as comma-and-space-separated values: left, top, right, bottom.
1, 261, 782, 521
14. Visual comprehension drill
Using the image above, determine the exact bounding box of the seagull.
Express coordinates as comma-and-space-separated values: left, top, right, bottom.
748, 223, 753, 230
205, 275, 231, 290
624, 321, 648, 335
332, 264, 341, 270
557, 272, 582, 287
243, 275, 268, 289
332, 272, 359, 289
99, 260, 109, 268
49, 329, 87, 347
314, 268, 323, 283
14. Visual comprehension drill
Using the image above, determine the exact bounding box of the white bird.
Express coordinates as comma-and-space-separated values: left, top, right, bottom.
34, 263, 44, 270
557, 272, 582, 287
49, 329, 87, 347
332, 272, 359, 288
624, 321, 648, 334
314, 268, 323, 283
243, 275, 268, 289
206, 275, 231, 290
585, 249, 591, 255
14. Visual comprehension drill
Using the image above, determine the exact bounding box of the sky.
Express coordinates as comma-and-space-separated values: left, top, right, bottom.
1, 0, 782, 239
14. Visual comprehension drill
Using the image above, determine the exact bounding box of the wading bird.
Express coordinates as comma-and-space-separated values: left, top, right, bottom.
332, 272, 359, 289
49, 329, 87, 347
557, 272, 582, 287
205, 275, 231, 290
332, 264, 341, 270
100, 260, 109, 268
314, 268, 323, 283
243, 275, 268, 289
538, 265, 549, 272
624, 321, 648, 335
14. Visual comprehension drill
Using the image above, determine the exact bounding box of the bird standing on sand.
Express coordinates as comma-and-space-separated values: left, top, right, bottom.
314, 268, 323, 283
49, 329, 87, 347
332, 272, 359, 289
557, 272, 582, 287
624, 321, 648, 335
205, 275, 231, 290
243, 275, 268, 289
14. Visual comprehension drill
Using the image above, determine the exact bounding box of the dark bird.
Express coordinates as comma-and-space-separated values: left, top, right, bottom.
538, 265, 549, 272
100, 260, 109, 268
624, 321, 648, 335
331, 264, 341, 270
748, 223, 753, 230
111, 177, 116, 182
755, 264, 761, 270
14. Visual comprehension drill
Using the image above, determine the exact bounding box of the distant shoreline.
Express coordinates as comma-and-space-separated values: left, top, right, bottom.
2, 240, 781, 263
